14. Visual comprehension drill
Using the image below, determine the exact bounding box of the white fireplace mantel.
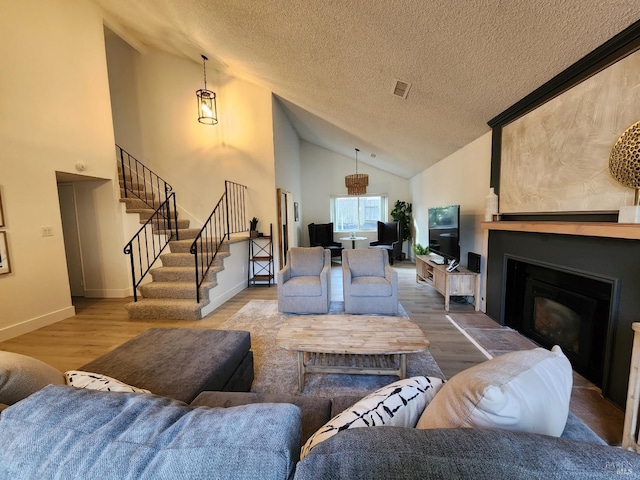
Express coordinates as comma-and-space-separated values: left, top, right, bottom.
481, 221, 640, 241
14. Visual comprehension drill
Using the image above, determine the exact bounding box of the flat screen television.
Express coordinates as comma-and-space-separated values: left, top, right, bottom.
428, 204, 460, 263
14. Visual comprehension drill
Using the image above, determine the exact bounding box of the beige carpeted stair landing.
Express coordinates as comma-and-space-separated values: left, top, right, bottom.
119, 171, 231, 320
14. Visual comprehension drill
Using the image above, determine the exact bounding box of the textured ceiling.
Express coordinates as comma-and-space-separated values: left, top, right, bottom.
94, 0, 639, 178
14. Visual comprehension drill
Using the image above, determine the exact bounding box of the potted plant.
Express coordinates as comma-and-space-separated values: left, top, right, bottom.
390, 201, 412, 260
249, 217, 259, 238
413, 243, 429, 256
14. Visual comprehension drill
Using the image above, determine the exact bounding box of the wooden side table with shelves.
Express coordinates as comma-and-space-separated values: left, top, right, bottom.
415, 255, 480, 311
248, 223, 274, 287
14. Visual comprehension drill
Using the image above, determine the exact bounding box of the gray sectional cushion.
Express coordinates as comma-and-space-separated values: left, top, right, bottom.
562, 411, 607, 444
294, 427, 640, 480
0, 350, 65, 405
192, 391, 332, 445
329, 395, 363, 417
79, 328, 251, 403
0, 385, 301, 480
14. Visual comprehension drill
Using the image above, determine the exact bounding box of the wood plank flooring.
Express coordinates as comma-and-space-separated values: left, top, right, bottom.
0, 260, 623, 445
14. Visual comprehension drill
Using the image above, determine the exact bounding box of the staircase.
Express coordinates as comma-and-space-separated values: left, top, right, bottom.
116, 149, 235, 320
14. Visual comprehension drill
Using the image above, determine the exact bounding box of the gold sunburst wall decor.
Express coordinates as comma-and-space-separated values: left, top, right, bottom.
609, 120, 640, 206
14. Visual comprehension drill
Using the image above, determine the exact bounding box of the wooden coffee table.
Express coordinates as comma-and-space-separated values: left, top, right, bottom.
275, 314, 430, 392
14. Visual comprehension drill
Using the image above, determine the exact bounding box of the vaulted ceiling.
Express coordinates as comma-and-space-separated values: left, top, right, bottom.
94, 0, 639, 178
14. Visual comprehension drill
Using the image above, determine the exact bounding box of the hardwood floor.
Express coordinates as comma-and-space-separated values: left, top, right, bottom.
0, 260, 623, 445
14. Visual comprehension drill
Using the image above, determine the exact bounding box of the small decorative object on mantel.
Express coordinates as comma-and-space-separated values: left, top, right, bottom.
484, 187, 499, 221
249, 217, 259, 238
609, 121, 640, 223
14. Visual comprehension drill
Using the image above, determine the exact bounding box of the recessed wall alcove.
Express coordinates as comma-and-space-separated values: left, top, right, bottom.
485, 229, 640, 409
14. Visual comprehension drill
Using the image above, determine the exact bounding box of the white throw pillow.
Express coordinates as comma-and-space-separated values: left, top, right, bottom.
300, 376, 445, 459
64, 370, 150, 394
416, 346, 572, 437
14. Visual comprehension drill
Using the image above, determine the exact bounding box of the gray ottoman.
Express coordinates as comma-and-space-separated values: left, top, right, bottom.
79, 328, 253, 403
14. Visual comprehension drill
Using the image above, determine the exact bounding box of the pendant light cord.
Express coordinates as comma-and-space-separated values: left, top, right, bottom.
201, 54, 208, 91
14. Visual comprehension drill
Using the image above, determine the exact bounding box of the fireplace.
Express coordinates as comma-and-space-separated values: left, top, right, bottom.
485, 229, 640, 409
503, 258, 612, 387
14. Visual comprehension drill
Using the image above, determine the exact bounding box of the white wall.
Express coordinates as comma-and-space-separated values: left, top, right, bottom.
105, 37, 281, 275
410, 132, 492, 308
273, 98, 302, 247
125, 50, 277, 229
0, 0, 131, 340
300, 142, 411, 246
104, 28, 146, 160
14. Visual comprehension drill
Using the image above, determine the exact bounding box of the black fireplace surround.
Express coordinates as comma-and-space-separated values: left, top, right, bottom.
503, 257, 612, 389
486, 230, 640, 409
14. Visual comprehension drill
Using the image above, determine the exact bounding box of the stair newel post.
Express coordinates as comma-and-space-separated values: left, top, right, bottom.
225, 181, 231, 242
190, 241, 201, 304
119, 147, 129, 199
171, 192, 179, 240
123, 242, 138, 302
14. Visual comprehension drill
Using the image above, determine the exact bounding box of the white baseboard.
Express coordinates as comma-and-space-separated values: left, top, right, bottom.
0, 306, 76, 342
83, 288, 131, 298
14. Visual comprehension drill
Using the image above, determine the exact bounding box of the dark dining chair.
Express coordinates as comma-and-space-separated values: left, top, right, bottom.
369, 221, 401, 265
308, 222, 343, 260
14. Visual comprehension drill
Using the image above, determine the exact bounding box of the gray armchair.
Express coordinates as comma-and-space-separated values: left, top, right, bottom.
342, 248, 398, 315
277, 247, 331, 313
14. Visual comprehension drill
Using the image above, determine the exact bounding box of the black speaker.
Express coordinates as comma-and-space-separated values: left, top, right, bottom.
468, 252, 481, 273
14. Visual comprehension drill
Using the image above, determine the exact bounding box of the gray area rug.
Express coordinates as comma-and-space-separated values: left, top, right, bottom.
220, 300, 445, 398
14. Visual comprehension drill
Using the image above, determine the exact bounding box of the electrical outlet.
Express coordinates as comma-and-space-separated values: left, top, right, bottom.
41, 226, 53, 237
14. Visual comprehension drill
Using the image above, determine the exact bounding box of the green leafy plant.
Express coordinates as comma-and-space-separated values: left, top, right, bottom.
249, 217, 258, 231
413, 243, 429, 255
390, 200, 412, 242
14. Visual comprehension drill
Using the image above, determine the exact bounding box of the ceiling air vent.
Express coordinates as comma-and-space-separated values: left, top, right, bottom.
392, 79, 411, 99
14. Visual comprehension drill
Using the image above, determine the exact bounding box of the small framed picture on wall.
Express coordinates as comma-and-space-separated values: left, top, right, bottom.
0, 189, 5, 227
0, 232, 11, 275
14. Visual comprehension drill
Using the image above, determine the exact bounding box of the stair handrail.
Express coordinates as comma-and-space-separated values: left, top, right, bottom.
124, 192, 179, 301
118, 145, 172, 209
190, 181, 248, 303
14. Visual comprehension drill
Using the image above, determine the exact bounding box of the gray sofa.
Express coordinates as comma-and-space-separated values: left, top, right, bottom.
2, 385, 638, 480
2, 327, 640, 479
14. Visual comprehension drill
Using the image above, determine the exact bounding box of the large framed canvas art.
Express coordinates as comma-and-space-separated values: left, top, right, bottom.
499, 48, 640, 214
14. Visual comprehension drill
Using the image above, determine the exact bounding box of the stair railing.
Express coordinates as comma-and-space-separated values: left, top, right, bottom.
124, 193, 179, 301
190, 181, 247, 303
118, 145, 172, 209
119, 144, 179, 302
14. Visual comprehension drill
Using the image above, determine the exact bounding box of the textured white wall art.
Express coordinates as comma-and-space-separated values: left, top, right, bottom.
500, 49, 640, 214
